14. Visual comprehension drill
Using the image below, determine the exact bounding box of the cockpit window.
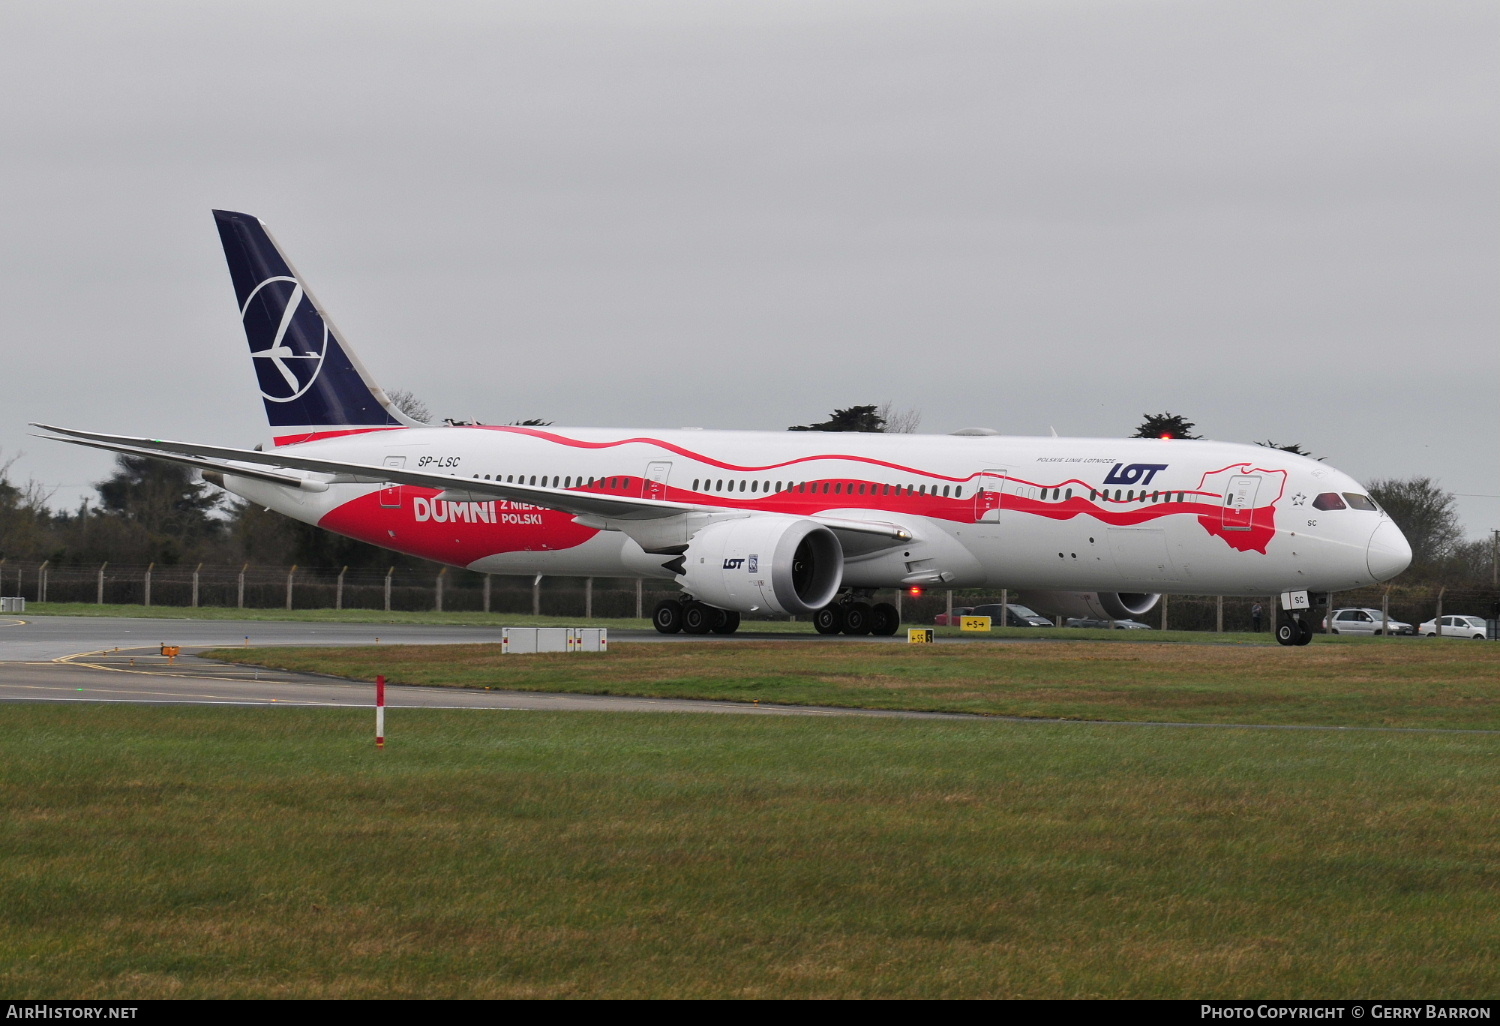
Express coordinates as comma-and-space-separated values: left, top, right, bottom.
1343, 493, 1379, 511
1312, 492, 1347, 511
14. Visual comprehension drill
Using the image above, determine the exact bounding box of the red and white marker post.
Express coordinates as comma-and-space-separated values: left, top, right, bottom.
375, 674, 386, 749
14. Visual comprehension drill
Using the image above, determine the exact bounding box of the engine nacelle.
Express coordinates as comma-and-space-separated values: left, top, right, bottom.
676, 516, 842, 615
1015, 590, 1161, 622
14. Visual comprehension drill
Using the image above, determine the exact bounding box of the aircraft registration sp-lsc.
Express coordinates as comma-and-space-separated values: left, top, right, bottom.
35, 211, 1412, 644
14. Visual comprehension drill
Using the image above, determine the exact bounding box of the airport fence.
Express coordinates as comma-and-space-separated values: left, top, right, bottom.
1, 558, 1495, 634
0, 559, 679, 619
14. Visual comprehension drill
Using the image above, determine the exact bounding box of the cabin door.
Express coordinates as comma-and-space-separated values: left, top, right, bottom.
974, 469, 1007, 523
380, 456, 405, 508
1221, 474, 1261, 532
644, 461, 673, 501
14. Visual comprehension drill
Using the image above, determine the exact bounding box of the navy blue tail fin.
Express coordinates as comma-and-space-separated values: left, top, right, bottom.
212, 210, 422, 441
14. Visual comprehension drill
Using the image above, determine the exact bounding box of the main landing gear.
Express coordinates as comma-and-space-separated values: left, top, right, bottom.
652, 598, 741, 636
652, 594, 900, 637
813, 595, 901, 637
1275, 612, 1313, 647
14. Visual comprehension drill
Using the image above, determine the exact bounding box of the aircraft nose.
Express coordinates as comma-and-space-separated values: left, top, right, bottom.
1367, 519, 1412, 582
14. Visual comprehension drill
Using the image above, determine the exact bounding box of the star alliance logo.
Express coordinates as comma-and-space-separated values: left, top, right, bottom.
240, 275, 327, 402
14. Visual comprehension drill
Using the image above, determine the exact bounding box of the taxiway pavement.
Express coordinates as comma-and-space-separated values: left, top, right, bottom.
0, 614, 954, 719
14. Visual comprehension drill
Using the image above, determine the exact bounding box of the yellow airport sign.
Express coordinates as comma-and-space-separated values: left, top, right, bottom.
907, 628, 935, 644
960, 615, 992, 632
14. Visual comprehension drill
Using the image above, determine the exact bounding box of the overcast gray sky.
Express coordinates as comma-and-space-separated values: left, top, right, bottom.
3, 1, 1496, 536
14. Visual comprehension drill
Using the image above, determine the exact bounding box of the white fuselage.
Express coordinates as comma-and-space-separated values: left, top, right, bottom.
223, 424, 1409, 597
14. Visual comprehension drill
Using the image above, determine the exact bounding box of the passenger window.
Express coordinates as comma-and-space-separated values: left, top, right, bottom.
1343, 493, 1379, 511
858, 484, 866, 495
692, 479, 699, 490
1312, 493, 1347, 511
941, 485, 950, 497
750, 481, 758, 493
955, 486, 963, 498
834, 483, 842, 494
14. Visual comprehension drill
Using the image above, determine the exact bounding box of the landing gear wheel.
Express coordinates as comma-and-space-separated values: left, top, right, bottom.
869, 602, 900, 637
1276, 619, 1298, 646
1295, 619, 1313, 646
682, 602, 714, 635
813, 605, 845, 635
711, 610, 741, 635
653, 599, 683, 635
842, 602, 873, 636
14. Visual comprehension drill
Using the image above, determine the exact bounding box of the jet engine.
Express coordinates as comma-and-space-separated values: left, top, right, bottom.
1014, 590, 1161, 622
673, 516, 842, 616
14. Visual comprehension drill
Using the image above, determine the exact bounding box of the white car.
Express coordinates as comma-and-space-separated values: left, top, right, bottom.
1418, 615, 1490, 640
1322, 607, 1413, 636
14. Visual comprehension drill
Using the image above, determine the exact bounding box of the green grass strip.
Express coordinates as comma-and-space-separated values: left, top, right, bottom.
205, 639, 1500, 731
1, 705, 1496, 998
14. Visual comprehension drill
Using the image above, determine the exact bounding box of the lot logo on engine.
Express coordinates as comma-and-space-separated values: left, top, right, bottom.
1103, 462, 1168, 486
723, 558, 745, 570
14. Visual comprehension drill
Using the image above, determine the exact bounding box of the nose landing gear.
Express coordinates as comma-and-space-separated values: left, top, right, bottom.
1276, 612, 1313, 646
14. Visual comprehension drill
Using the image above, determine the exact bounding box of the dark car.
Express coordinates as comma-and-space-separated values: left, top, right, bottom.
1064, 617, 1153, 630
970, 603, 1054, 627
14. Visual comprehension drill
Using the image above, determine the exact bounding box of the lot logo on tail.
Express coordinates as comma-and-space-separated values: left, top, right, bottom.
241, 276, 327, 402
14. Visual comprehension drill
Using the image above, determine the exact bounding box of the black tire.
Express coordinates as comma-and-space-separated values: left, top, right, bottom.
1295, 619, 1314, 646
682, 602, 714, 635
711, 610, 741, 635
1276, 620, 1298, 646
842, 602, 873, 636
813, 605, 845, 635
869, 602, 900, 637
653, 599, 683, 634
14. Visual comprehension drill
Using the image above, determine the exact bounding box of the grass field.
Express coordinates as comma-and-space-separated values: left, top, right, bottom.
2, 704, 1496, 998
207, 639, 1500, 731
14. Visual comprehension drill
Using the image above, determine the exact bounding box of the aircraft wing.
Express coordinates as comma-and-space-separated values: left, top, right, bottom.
33, 424, 912, 542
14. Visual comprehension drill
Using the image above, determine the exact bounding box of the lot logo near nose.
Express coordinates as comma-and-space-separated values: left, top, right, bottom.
1103, 462, 1168, 486
241, 275, 327, 402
